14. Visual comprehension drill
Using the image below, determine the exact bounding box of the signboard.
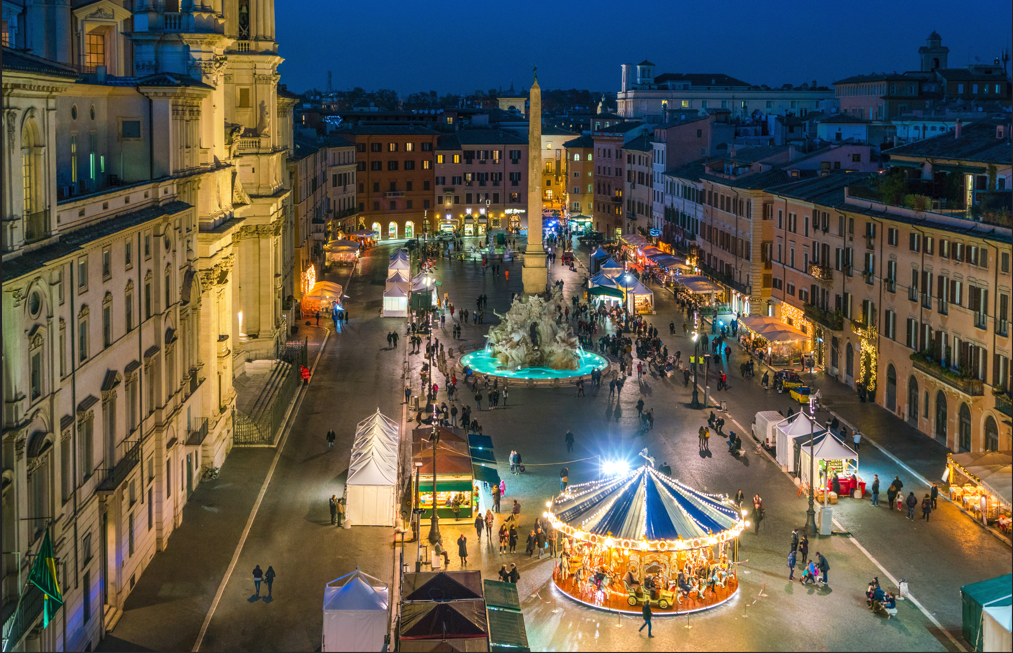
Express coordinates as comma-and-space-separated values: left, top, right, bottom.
649, 229, 661, 237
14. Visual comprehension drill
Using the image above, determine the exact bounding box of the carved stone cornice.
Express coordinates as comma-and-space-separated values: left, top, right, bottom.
14, 437, 26, 461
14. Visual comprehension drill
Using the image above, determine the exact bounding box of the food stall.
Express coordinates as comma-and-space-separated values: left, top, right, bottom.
345, 410, 399, 526
615, 275, 654, 315
382, 283, 409, 317
547, 464, 745, 614
302, 281, 343, 317
946, 451, 1012, 530
325, 239, 360, 267
599, 257, 624, 279
348, 229, 377, 248
798, 433, 860, 500
589, 246, 611, 275
775, 411, 825, 471
739, 316, 809, 367
412, 427, 476, 522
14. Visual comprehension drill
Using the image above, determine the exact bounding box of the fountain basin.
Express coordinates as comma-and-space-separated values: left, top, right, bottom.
460, 348, 609, 380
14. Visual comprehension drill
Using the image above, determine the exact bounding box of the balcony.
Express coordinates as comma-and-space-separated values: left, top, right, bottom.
384, 191, 404, 198
23, 210, 49, 243
910, 353, 984, 396
162, 12, 184, 31
185, 417, 210, 447
804, 303, 845, 331
235, 40, 252, 53
96, 440, 141, 493
996, 392, 1012, 419
865, 235, 875, 250
974, 312, 988, 330
2, 583, 45, 653
808, 263, 833, 285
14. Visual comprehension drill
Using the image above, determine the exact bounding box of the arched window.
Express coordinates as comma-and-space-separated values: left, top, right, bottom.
886, 364, 897, 412
984, 416, 999, 452
371, 222, 381, 239
958, 403, 972, 452
935, 391, 948, 442
388, 222, 398, 240
907, 376, 918, 423
404, 221, 414, 240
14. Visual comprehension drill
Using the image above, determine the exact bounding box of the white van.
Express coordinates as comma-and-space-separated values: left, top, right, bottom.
752, 410, 785, 448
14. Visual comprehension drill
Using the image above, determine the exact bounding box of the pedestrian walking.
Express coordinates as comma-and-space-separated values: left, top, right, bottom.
565, 430, 575, 453
511, 499, 521, 522
639, 600, 654, 637
253, 565, 264, 596
475, 514, 485, 540
905, 492, 918, 520
787, 550, 797, 581
525, 530, 536, 557
852, 430, 861, 452
405, 385, 412, 405
536, 528, 547, 559
508, 525, 518, 553
326, 428, 336, 449
475, 391, 483, 411
703, 428, 710, 451
498, 564, 510, 582
508, 563, 520, 584
498, 525, 508, 553
491, 483, 501, 512
886, 477, 902, 510
698, 426, 706, 451
560, 466, 569, 492
790, 528, 799, 553
752, 494, 764, 534
636, 398, 644, 418
870, 475, 880, 506
329, 495, 338, 525
264, 566, 276, 597
921, 494, 933, 521
734, 489, 745, 510
930, 483, 939, 509
501, 387, 508, 406
457, 534, 469, 566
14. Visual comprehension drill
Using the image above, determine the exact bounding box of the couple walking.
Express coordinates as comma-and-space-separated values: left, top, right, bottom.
252, 565, 276, 598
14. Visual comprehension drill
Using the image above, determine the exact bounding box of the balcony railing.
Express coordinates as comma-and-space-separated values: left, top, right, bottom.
808, 263, 833, 284
910, 354, 984, 396
2, 583, 45, 653
23, 210, 49, 243
804, 303, 845, 331
96, 440, 141, 493
974, 313, 988, 330
185, 417, 210, 447
996, 392, 1012, 419
162, 12, 183, 31
236, 40, 251, 53
385, 191, 404, 198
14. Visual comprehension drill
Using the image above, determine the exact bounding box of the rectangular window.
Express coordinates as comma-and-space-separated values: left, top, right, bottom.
238, 88, 251, 107
144, 234, 151, 258
61, 436, 72, 503
78, 256, 88, 291
148, 487, 153, 530
128, 513, 134, 556
436, 154, 444, 164
103, 304, 112, 347
101, 247, 111, 277
121, 120, 141, 140
125, 241, 133, 268
79, 318, 89, 362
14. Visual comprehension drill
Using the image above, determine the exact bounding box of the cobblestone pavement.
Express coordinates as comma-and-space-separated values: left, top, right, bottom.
102, 237, 1009, 652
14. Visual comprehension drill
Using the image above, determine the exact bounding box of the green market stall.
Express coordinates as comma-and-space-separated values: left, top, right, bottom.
961, 574, 1012, 652
413, 427, 476, 521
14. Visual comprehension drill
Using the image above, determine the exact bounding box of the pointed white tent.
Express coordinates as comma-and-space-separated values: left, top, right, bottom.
599, 257, 624, 278
799, 433, 858, 489
383, 282, 409, 317
322, 569, 389, 652
345, 409, 400, 526
388, 256, 410, 272
775, 412, 825, 470
387, 269, 410, 283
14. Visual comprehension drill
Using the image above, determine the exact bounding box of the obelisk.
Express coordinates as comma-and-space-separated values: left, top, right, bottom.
522, 67, 547, 294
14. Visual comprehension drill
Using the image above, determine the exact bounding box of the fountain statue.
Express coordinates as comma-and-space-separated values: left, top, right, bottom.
486, 288, 580, 371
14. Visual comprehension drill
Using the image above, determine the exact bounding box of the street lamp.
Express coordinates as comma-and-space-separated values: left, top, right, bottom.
426, 309, 441, 548
414, 460, 424, 571
691, 332, 701, 409
804, 398, 818, 536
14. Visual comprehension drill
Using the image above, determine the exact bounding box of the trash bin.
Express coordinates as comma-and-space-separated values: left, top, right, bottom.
721, 400, 728, 412
898, 580, 908, 599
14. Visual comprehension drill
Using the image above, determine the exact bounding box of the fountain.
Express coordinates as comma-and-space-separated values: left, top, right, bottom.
460, 288, 609, 381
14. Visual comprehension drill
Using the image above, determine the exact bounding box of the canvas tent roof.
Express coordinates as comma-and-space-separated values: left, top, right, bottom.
388, 269, 411, 283
325, 239, 360, 251
390, 249, 409, 260
403, 571, 484, 602
623, 234, 651, 248
384, 283, 409, 298
599, 257, 623, 270
305, 281, 343, 301
676, 276, 722, 294
588, 286, 624, 299
589, 272, 619, 288
400, 602, 488, 640
651, 254, 685, 268
591, 246, 610, 260
322, 569, 389, 653
389, 257, 410, 271
323, 572, 388, 612
741, 316, 808, 342
962, 574, 1013, 651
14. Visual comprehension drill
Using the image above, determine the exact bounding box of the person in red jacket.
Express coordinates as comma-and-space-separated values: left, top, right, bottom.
300, 365, 310, 385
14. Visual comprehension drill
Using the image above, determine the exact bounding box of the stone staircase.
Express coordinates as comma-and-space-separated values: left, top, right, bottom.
104, 603, 122, 633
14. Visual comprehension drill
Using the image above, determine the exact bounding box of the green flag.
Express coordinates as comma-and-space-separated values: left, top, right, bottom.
28, 530, 62, 628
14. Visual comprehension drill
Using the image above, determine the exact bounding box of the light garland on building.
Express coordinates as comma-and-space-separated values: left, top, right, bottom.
853, 322, 879, 392
780, 302, 812, 339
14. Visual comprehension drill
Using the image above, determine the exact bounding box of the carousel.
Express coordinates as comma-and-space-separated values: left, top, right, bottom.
546, 463, 746, 615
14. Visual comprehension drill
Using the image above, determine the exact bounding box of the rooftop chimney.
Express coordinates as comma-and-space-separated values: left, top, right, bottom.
954, 119, 962, 139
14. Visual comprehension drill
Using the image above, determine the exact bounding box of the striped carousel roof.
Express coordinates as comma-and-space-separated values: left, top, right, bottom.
549, 466, 741, 544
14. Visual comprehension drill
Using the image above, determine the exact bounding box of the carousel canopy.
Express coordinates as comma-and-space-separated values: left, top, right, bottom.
549, 465, 742, 548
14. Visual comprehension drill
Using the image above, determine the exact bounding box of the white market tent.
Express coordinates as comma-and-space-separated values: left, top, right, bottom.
799, 432, 859, 490
345, 410, 399, 526
382, 283, 409, 317
588, 272, 619, 288
387, 269, 410, 283
984, 604, 1012, 652
599, 257, 624, 278
388, 256, 410, 271
390, 248, 409, 261
322, 569, 389, 653
775, 412, 824, 470
617, 277, 654, 314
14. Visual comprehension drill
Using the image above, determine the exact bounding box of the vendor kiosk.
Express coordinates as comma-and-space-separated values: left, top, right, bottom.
412, 427, 476, 522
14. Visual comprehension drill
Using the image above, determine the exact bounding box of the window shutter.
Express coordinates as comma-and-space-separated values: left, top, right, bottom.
969, 287, 980, 312
980, 348, 988, 381
981, 289, 988, 315
934, 331, 944, 360
937, 275, 945, 299
960, 341, 971, 368
995, 354, 1002, 386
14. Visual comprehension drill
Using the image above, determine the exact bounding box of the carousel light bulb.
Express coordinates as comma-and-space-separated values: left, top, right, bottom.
546, 501, 552, 508
741, 509, 749, 517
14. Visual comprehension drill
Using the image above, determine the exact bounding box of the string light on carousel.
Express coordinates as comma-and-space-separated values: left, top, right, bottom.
546, 449, 747, 614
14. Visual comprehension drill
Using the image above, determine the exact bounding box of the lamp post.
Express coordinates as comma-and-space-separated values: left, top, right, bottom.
426, 309, 441, 547
414, 461, 424, 571
691, 332, 701, 409
804, 398, 818, 535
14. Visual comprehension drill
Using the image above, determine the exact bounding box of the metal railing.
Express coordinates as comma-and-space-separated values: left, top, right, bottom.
804, 303, 844, 331
2, 583, 45, 653
185, 417, 210, 447
911, 355, 984, 396
96, 440, 141, 493
996, 392, 1012, 418
233, 343, 307, 446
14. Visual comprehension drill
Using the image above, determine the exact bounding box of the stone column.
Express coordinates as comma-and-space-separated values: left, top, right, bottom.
522, 70, 547, 294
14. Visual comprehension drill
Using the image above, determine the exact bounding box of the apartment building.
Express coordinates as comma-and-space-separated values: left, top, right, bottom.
592, 122, 650, 237
339, 125, 440, 240
1, 0, 293, 648
289, 139, 329, 300
563, 135, 595, 218
660, 160, 707, 249
434, 129, 528, 235
324, 136, 359, 236
542, 127, 577, 213
623, 135, 654, 234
